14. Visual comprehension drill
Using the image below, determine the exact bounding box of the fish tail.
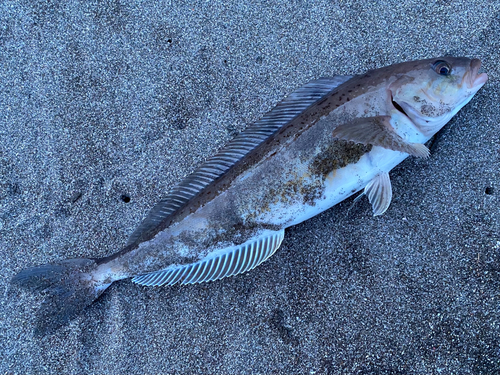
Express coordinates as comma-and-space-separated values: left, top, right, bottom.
11, 258, 111, 335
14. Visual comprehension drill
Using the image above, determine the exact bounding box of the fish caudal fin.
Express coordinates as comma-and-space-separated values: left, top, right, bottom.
11, 258, 111, 336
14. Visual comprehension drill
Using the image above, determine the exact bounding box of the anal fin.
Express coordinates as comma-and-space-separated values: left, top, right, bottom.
332, 116, 430, 158
132, 229, 285, 287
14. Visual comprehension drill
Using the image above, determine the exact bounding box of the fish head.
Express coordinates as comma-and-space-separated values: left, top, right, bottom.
389, 57, 488, 137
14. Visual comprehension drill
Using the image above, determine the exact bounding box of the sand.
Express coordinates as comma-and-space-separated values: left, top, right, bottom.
1, 0, 500, 373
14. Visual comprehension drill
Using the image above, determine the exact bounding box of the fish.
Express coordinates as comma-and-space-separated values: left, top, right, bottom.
11, 57, 488, 335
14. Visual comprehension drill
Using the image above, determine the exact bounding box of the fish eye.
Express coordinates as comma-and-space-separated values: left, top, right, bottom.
432, 60, 452, 76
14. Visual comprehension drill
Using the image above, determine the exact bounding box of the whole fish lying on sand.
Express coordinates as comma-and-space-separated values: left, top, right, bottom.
12, 57, 487, 335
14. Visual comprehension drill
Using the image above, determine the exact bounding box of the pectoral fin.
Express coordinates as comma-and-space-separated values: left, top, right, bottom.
365, 172, 392, 216
332, 116, 429, 158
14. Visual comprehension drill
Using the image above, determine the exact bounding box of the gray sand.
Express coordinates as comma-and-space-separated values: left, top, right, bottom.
2, 1, 500, 373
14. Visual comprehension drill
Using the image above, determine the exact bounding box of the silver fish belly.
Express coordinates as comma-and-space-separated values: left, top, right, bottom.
12, 57, 487, 334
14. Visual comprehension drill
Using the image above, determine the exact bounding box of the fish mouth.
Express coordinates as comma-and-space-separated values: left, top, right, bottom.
469, 58, 488, 89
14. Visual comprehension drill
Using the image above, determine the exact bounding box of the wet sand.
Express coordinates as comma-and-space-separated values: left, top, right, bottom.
2, 1, 500, 373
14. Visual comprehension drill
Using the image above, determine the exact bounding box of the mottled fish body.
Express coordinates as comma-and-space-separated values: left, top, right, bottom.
12, 57, 487, 334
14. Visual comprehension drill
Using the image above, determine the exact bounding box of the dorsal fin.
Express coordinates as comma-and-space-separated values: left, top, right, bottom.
132, 229, 285, 286
126, 76, 353, 247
